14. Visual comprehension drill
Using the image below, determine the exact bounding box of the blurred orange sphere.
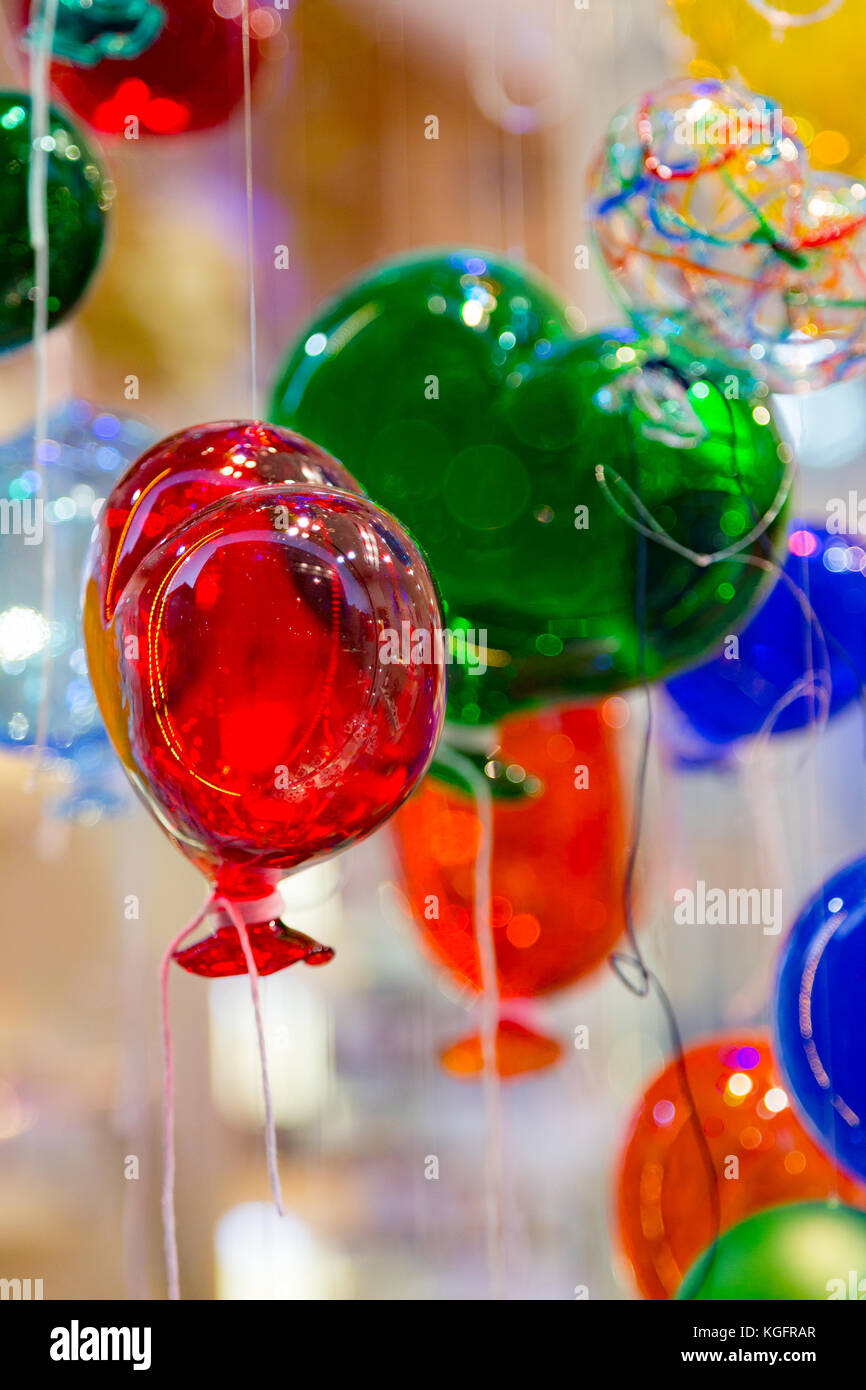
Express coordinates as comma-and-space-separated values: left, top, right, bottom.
617, 1035, 866, 1299
394, 704, 629, 1075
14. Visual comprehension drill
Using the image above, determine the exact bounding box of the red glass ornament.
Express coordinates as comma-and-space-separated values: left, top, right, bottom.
393, 704, 629, 1076
85, 422, 446, 976
616, 1035, 866, 1300
22, 0, 263, 137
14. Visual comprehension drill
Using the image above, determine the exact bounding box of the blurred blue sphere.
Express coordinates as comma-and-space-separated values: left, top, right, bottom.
775, 858, 866, 1184
665, 524, 866, 754
0, 400, 154, 817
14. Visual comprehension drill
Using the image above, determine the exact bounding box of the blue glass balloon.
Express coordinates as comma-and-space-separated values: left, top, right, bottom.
774, 858, 866, 1183
0, 400, 154, 817
666, 524, 866, 751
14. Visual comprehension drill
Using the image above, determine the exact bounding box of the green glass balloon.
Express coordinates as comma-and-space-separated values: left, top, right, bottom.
270, 249, 790, 725
677, 1202, 866, 1301
0, 91, 113, 353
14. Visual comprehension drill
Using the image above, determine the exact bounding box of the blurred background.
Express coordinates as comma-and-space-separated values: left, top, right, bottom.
2, 0, 866, 1300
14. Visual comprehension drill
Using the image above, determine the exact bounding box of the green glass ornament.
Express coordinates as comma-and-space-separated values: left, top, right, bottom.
677, 1202, 866, 1301
0, 91, 113, 353
270, 249, 790, 725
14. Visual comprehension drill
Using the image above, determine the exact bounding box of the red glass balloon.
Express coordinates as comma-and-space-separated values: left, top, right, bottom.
22, 0, 263, 137
85, 423, 446, 976
393, 704, 629, 1076
616, 1035, 866, 1300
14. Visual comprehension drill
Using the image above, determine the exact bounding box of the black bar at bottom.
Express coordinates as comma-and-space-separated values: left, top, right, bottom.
0, 1294, 858, 1375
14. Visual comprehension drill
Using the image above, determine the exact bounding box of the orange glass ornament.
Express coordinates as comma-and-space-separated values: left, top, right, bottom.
616, 1035, 866, 1300
393, 704, 629, 1076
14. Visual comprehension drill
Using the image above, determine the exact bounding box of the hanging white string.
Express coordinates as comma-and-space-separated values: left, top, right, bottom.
435, 738, 505, 1300
120, 821, 153, 1300
500, 0, 526, 259
746, 561, 831, 752
236, 0, 286, 1221
216, 896, 286, 1219
792, 544, 840, 1198
160, 890, 287, 1305
160, 895, 216, 1302
595, 451, 835, 746
241, 0, 258, 418
598, 439, 852, 1199
27, 0, 60, 787
594, 452, 795, 570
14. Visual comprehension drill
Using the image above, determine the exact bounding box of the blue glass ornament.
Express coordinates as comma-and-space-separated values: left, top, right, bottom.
666, 524, 866, 751
0, 399, 153, 817
24, 0, 166, 68
774, 857, 866, 1184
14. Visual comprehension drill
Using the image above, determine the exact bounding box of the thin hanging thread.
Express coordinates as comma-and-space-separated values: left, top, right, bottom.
795, 546, 841, 1200
715, 400, 841, 1201
607, 527, 723, 1277
120, 821, 153, 1300
160, 895, 286, 1301
236, 9, 288, 1217
435, 738, 505, 1300
605, 425, 737, 1291
596, 456, 833, 730
498, 0, 526, 258
718, 397, 843, 1200
693, 398, 844, 1205
160, 896, 216, 1302
716, 390, 835, 754
594, 455, 794, 570
601, 388, 852, 1281
27, 0, 59, 786
717, 409, 841, 1201
241, 0, 258, 418
216, 897, 286, 1219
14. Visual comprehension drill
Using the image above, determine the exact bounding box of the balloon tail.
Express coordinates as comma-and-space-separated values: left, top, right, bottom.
173, 917, 333, 978
440, 1017, 562, 1078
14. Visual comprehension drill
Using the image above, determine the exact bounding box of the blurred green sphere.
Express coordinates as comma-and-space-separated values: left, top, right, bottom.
678, 1202, 866, 1300
0, 90, 112, 353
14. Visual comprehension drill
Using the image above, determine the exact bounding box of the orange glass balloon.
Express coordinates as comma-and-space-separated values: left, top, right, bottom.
617, 1035, 866, 1300
394, 704, 629, 1076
